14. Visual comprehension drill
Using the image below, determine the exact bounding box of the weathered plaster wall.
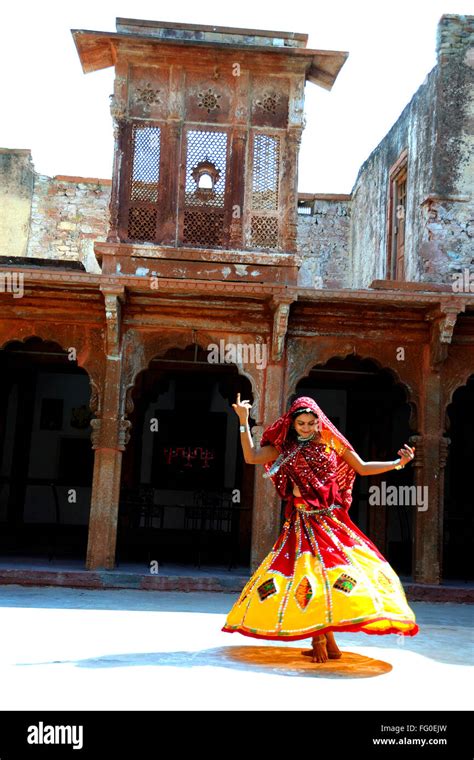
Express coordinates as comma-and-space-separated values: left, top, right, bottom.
350, 14, 474, 287
422, 14, 474, 283
350, 67, 438, 286
0, 149, 34, 258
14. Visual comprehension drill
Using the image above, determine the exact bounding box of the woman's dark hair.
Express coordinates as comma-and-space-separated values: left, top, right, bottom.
290, 407, 318, 419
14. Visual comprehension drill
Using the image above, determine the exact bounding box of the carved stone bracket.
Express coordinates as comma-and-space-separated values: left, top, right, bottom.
427, 302, 465, 369
89, 379, 101, 417
270, 297, 295, 362
102, 287, 125, 357
125, 385, 135, 417
109, 95, 126, 122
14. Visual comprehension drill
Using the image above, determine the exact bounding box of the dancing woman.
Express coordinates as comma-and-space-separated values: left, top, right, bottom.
222, 394, 419, 663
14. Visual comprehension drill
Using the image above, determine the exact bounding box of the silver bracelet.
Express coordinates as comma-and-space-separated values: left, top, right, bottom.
239, 424, 247, 433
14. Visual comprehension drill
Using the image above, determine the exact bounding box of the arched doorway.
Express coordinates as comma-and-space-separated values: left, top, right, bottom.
0, 337, 93, 562
292, 355, 415, 576
118, 345, 255, 569
444, 374, 474, 580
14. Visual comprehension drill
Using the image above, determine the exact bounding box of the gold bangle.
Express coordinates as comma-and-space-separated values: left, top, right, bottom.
394, 460, 405, 470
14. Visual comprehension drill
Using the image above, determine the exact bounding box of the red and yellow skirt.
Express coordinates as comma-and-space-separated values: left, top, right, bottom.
222, 497, 419, 641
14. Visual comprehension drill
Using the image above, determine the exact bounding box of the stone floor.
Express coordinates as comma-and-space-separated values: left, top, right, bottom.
0, 585, 472, 711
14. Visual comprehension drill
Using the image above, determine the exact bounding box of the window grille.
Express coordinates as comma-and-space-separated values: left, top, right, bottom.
251, 134, 280, 211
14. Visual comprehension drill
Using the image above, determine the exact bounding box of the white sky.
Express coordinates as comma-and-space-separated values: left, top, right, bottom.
0, 0, 472, 193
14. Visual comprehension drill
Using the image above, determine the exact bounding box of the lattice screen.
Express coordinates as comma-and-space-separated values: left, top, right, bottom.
182, 129, 227, 248
127, 125, 161, 241
250, 133, 280, 249
183, 210, 224, 247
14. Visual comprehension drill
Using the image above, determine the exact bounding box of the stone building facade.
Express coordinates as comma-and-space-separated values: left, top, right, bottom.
0, 15, 472, 586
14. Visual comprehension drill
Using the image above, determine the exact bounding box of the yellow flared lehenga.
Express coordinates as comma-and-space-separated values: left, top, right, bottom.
223, 495, 418, 640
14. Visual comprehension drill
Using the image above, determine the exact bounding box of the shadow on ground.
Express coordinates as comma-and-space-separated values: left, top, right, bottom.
18, 647, 393, 679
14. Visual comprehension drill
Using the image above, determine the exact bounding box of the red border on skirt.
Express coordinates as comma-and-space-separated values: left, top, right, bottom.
221, 619, 419, 641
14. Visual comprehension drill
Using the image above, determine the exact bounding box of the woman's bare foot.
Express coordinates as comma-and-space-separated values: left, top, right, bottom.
311, 634, 328, 663
325, 631, 342, 659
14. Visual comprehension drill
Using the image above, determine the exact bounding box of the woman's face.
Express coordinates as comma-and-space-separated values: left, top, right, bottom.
292, 412, 319, 437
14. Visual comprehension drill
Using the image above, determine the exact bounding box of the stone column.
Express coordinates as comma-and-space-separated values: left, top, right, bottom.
86, 288, 129, 569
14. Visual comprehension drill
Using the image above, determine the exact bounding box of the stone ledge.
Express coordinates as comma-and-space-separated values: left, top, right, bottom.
0, 567, 472, 601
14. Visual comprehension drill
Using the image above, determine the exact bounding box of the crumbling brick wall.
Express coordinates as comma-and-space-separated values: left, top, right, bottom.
26, 174, 111, 273
297, 196, 352, 288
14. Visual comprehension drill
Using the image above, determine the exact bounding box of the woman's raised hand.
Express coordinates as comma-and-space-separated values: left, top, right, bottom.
397, 443, 415, 467
232, 392, 251, 423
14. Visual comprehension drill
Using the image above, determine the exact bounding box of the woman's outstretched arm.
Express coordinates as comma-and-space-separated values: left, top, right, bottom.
340, 443, 415, 476
232, 393, 279, 465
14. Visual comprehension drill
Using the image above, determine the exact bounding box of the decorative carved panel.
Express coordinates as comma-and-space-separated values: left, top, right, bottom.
184, 73, 232, 123
128, 65, 168, 120
250, 77, 289, 128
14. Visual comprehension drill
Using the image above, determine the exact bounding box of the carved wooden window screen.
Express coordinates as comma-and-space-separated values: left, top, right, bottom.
249, 132, 281, 250
127, 124, 161, 242
182, 128, 228, 248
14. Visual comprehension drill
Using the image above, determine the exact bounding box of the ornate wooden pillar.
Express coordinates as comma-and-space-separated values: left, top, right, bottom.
411, 303, 459, 583
249, 298, 293, 570
86, 287, 129, 569
228, 127, 247, 249
280, 127, 302, 253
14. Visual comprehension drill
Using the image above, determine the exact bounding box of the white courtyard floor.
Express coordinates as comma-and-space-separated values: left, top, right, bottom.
0, 584, 472, 711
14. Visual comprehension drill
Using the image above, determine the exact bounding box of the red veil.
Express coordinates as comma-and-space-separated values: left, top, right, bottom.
260, 396, 357, 512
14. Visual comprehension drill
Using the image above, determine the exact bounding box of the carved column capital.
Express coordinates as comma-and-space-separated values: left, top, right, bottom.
109, 96, 126, 122
439, 436, 451, 468
408, 433, 451, 470
119, 418, 132, 449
